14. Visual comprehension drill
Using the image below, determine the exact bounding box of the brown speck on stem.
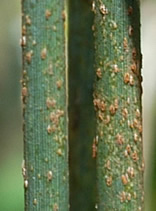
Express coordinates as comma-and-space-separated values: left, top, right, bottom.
53, 203, 59, 211
38, 174, 41, 179
106, 176, 112, 186
122, 108, 128, 118
132, 48, 137, 60
116, 133, 124, 145
133, 192, 137, 199
104, 115, 110, 124
52, 25, 57, 31
100, 4, 108, 16
22, 25, 26, 35
141, 161, 145, 172
126, 144, 131, 154
121, 174, 128, 185
109, 104, 116, 115
138, 124, 143, 134
57, 148, 62, 156
129, 25, 133, 36
92, 140, 97, 159
111, 21, 118, 30
113, 64, 119, 73
127, 193, 131, 201
114, 99, 118, 110
48, 63, 53, 75
131, 62, 137, 73
26, 50, 33, 63
128, 6, 133, 15
45, 9, 52, 20
127, 97, 130, 105
47, 125, 52, 134
105, 160, 111, 170
32, 40, 37, 46
44, 157, 48, 163
124, 150, 128, 157
92, 1, 96, 13
41, 48, 47, 60
62, 10, 66, 21
134, 133, 138, 142
138, 206, 142, 211
56, 80, 62, 89
20, 36, 26, 47
132, 151, 139, 162
22, 87, 28, 97
133, 118, 139, 128
92, 136, 98, 158
33, 198, 37, 205
129, 75, 134, 86
123, 37, 128, 51
96, 68, 102, 78
22, 160, 26, 178
127, 167, 135, 178
92, 24, 95, 31
136, 109, 141, 118
100, 101, 106, 112
98, 111, 103, 121
25, 15, 31, 25
24, 180, 28, 188
47, 170, 53, 181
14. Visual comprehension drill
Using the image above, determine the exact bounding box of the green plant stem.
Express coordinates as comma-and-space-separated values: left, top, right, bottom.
22, 0, 69, 210
93, 0, 144, 210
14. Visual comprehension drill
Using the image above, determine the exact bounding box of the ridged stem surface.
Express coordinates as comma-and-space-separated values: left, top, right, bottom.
93, 1, 144, 210
22, 0, 69, 210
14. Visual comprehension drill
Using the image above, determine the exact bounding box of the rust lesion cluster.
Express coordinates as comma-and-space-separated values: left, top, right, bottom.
124, 72, 134, 86
46, 98, 56, 109
50, 109, 64, 127
119, 191, 132, 203
94, 98, 106, 112
109, 98, 118, 115
124, 144, 139, 162
93, 97, 108, 121
46, 96, 65, 134
99, 3, 108, 16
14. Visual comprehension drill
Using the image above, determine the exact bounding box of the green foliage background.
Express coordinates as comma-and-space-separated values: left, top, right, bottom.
0, 1, 24, 210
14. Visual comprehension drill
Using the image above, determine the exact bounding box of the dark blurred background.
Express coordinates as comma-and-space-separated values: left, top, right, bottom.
0, 0, 155, 210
